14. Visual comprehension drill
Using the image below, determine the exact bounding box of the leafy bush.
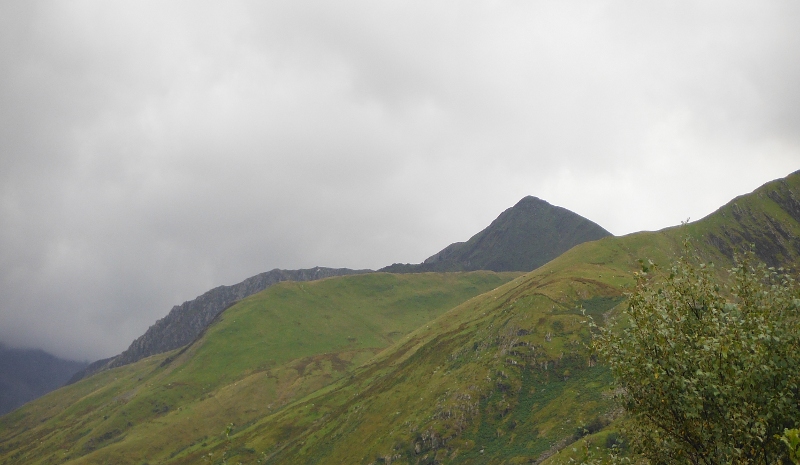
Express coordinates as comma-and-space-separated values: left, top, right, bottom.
591, 250, 800, 464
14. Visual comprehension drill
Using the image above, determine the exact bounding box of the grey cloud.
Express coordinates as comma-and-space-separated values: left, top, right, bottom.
0, 1, 797, 361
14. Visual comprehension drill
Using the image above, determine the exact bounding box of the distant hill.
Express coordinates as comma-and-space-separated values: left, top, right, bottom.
0, 344, 87, 416
380, 196, 611, 273
69, 267, 370, 383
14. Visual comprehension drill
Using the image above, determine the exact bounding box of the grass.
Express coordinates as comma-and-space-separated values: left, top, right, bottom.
163, 171, 800, 464
0, 271, 518, 464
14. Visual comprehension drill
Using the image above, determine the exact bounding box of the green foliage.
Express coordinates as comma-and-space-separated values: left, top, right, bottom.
782, 429, 800, 464
592, 250, 800, 464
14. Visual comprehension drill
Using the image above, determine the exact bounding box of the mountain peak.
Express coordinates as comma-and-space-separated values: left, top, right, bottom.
516, 194, 547, 204
381, 196, 612, 273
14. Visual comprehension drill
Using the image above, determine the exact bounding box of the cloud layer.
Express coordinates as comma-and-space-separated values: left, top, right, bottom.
1, 1, 798, 360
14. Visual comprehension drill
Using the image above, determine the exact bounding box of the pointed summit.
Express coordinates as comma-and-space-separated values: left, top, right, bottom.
381, 196, 612, 273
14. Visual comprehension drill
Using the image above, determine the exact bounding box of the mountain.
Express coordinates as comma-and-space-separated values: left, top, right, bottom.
182, 172, 799, 465
2, 171, 799, 464
380, 196, 611, 273
0, 344, 87, 416
69, 267, 371, 383
73, 196, 609, 382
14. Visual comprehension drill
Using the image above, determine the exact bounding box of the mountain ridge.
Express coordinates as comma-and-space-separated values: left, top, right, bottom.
68, 266, 371, 383
72, 195, 610, 382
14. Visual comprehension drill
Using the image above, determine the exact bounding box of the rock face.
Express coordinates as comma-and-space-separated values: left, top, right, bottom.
0, 345, 87, 415
380, 196, 612, 273
702, 171, 800, 269
69, 267, 369, 383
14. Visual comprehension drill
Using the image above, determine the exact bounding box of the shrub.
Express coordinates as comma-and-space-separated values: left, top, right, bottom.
591, 250, 800, 464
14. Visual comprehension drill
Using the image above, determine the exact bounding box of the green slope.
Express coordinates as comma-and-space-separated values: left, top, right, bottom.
167, 171, 800, 464
0, 271, 519, 464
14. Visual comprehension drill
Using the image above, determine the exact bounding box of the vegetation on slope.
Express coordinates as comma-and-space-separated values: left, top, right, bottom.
2, 171, 799, 465
592, 252, 800, 464
171, 172, 800, 464
72, 267, 371, 383
176, 247, 631, 464
0, 271, 518, 464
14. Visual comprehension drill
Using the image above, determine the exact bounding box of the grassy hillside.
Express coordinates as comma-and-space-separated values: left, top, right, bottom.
173, 250, 634, 464
2, 171, 798, 465
0, 271, 519, 464
162, 171, 800, 464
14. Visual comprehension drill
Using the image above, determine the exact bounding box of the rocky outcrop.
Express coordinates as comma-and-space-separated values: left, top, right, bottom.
701, 171, 800, 269
69, 267, 369, 383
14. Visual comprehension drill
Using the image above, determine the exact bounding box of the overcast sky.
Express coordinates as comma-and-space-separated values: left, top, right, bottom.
1, 1, 798, 361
